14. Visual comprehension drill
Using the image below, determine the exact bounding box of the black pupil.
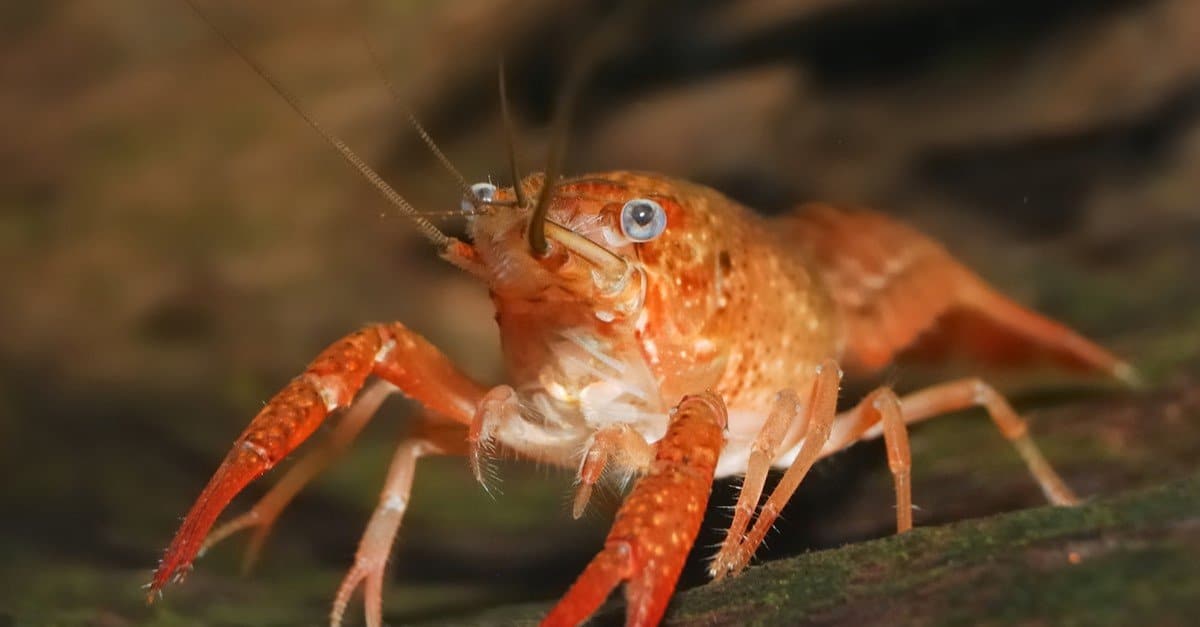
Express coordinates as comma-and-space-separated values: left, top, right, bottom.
631, 202, 655, 227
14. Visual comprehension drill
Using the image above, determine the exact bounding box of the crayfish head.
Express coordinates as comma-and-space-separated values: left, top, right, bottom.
451, 170, 748, 400
454, 169, 752, 324
456, 171, 691, 322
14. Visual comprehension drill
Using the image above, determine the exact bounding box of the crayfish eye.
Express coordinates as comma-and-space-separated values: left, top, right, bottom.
619, 198, 667, 242
462, 182, 498, 213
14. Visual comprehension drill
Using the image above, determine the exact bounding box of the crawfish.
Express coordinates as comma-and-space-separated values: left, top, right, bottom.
150, 2, 1133, 626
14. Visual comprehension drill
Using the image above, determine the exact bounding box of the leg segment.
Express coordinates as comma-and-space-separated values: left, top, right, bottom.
708, 388, 806, 578
875, 391, 913, 533
199, 380, 396, 571
715, 359, 843, 579
330, 421, 465, 627
542, 393, 728, 627
885, 378, 1079, 505
149, 323, 486, 598
573, 424, 655, 519
467, 385, 520, 491
831, 388, 914, 533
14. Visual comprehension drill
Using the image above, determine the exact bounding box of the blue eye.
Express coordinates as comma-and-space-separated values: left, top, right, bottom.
619, 198, 666, 242
462, 182, 497, 213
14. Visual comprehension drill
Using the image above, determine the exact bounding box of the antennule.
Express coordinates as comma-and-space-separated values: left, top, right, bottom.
181, 0, 451, 248
498, 61, 529, 209
352, 0, 477, 205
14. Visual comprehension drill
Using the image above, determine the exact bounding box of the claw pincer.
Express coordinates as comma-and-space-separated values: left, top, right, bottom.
542, 392, 728, 627
148, 329, 382, 598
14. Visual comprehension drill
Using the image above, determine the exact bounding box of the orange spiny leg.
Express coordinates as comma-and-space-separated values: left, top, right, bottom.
708, 387, 807, 578
573, 424, 655, 519
807, 378, 1078, 540
542, 392, 728, 627
148, 323, 486, 600
198, 380, 396, 572
718, 359, 842, 579
330, 421, 466, 627
883, 378, 1079, 506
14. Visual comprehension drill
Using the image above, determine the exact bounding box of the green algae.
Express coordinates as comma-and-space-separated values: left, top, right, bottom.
430, 473, 1200, 626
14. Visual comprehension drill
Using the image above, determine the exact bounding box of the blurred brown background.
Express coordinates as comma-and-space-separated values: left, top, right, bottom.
2, 0, 1199, 625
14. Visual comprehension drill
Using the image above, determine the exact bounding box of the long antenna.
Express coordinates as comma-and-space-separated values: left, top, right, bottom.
527, 1, 647, 255
181, 0, 451, 247
498, 61, 529, 209
352, 0, 477, 203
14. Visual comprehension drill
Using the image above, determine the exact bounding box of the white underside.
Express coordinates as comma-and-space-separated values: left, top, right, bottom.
492, 327, 884, 479
715, 408, 884, 477
495, 396, 884, 480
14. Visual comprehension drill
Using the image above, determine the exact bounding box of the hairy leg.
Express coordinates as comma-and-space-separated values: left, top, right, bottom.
467, 385, 521, 492
719, 376, 1080, 582
714, 359, 843, 579
708, 384, 811, 578
573, 423, 655, 519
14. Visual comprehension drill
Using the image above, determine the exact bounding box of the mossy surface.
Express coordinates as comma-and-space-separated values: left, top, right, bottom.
436, 473, 1200, 626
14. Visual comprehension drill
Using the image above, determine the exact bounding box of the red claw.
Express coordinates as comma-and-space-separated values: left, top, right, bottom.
148, 328, 383, 600
542, 392, 727, 627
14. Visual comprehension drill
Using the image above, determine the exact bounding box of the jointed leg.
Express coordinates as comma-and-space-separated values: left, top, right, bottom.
331, 421, 465, 627
573, 424, 655, 519
830, 387, 914, 533
710, 374, 1080, 582
875, 391, 913, 533
715, 359, 843, 579
200, 380, 396, 571
708, 388, 806, 578
890, 378, 1078, 505
467, 385, 521, 491
823, 377, 1077, 535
